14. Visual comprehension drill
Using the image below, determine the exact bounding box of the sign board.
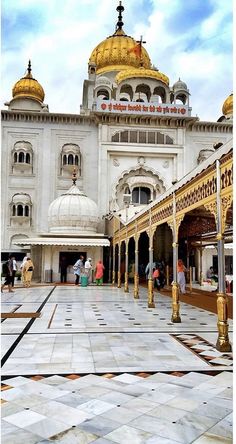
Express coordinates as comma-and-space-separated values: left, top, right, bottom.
96, 99, 191, 117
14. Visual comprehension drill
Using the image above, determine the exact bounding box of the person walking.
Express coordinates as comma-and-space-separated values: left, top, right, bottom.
177, 259, 187, 294
95, 260, 105, 285
22, 257, 34, 287
59, 255, 68, 283
153, 267, 160, 290
1, 256, 14, 293
11, 256, 18, 288
73, 255, 84, 285
84, 258, 92, 284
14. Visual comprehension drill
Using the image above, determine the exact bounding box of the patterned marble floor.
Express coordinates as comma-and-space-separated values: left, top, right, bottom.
1, 371, 233, 443
1, 285, 233, 443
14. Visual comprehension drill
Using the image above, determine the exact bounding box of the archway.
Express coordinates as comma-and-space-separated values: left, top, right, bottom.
138, 231, 149, 282
128, 237, 135, 283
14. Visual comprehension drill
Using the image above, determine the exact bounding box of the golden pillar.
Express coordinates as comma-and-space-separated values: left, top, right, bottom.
147, 227, 155, 308
117, 243, 121, 288
168, 194, 182, 323
134, 234, 140, 299
166, 265, 169, 286
189, 266, 192, 293
215, 160, 232, 352
112, 243, 116, 286
124, 239, 129, 293
171, 242, 181, 323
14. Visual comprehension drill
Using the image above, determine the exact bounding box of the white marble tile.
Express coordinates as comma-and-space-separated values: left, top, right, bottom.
3, 410, 46, 428
101, 405, 142, 424
105, 424, 153, 443
25, 417, 70, 439
33, 399, 92, 425
77, 399, 115, 415
192, 433, 232, 443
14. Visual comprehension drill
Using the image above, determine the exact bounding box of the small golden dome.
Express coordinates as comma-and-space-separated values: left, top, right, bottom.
116, 66, 169, 86
12, 61, 45, 103
222, 93, 233, 117
89, 29, 151, 75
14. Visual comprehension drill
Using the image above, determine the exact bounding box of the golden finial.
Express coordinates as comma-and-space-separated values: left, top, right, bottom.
116, 1, 124, 30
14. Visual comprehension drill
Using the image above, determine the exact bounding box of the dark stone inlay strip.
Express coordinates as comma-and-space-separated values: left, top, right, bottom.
1, 286, 56, 367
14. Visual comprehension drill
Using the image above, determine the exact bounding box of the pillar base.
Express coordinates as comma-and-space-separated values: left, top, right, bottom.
171, 314, 181, 323
216, 337, 232, 352
134, 274, 139, 299
117, 271, 121, 288
216, 293, 232, 352
148, 278, 155, 308
124, 272, 129, 292
171, 281, 181, 323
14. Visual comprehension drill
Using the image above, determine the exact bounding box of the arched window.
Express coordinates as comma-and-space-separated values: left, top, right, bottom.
25, 153, 30, 164
19, 152, 25, 163
97, 89, 109, 100
25, 206, 29, 217
12, 141, 33, 173
61, 144, 81, 176
68, 154, 74, 165
12, 205, 16, 216
132, 187, 151, 205
17, 205, 24, 216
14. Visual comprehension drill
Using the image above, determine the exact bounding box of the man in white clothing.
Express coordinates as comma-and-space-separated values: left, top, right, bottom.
84, 258, 92, 283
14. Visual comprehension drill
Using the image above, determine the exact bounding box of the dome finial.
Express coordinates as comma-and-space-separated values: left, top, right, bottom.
72, 167, 77, 185
116, 1, 124, 30
27, 60, 32, 75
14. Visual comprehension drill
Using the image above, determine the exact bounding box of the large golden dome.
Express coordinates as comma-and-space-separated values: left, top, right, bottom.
12, 61, 45, 103
89, 2, 151, 75
222, 93, 233, 117
89, 29, 151, 75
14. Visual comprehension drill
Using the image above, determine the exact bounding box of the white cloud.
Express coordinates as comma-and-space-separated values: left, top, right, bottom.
2, 0, 233, 121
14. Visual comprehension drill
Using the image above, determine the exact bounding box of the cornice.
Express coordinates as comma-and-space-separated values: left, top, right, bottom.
1, 109, 233, 133
1, 110, 94, 126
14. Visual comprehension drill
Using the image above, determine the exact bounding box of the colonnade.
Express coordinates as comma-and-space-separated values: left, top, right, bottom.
110, 157, 232, 353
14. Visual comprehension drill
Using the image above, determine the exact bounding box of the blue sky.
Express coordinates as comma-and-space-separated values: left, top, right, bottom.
2, 0, 233, 121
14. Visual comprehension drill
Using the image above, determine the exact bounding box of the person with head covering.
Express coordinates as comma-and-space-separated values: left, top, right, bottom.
95, 260, 105, 285
84, 258, 92, 284
22, 257, 34, 287
177, 259, 187, 294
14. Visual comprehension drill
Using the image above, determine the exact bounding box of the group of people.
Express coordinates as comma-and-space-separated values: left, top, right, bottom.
1, 254, 34, 293
60, 255, 105, 286
145, 259, 187, 294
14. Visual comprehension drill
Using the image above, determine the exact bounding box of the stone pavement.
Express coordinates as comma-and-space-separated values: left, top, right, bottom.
1, 285, 233, 443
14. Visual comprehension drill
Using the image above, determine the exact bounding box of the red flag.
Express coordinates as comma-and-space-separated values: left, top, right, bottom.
128, 43, 141, 58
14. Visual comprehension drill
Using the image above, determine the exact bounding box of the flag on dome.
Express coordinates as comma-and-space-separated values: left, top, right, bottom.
128, 43, 141, 58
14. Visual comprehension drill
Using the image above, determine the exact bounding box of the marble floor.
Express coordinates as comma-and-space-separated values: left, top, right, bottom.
1, 285, 233, 443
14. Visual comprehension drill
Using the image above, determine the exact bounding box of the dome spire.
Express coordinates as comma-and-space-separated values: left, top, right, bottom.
116, 1, 124, 30
25, 60, 33, 79
72, 167, 77, 185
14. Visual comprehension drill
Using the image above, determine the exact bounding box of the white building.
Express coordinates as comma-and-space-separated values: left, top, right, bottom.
1, 3, 233, 282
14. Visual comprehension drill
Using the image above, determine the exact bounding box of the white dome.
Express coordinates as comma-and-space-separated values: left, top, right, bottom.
173, 78, 188, 91
48, 184, 99, 233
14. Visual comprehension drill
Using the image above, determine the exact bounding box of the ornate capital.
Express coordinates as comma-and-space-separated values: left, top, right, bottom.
222, 194, 232, 234
167, 215, 184, 236
204, 201, 217, 224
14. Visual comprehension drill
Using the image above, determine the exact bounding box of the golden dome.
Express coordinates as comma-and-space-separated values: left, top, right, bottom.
116, 66, 169, 86
12, 61, 45, 103
222, 93, 233, 117
89, 29, 151, 75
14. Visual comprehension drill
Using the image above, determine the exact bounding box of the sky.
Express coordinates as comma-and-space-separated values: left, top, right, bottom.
2, 0, 233, 121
